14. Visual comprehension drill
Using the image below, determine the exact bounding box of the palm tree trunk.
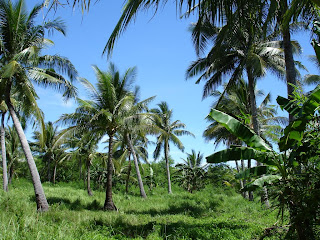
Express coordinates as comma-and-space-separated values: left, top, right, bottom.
53, 162, 57, 184
164, 140, 172, 194
47, 156, 52, 182
87, 160, 93, 196
127, 134, 147, 198
103, 134, 117, 211
241, 160, 249, 199
1, 112, 8, 192
247, 68, 270, 208
8, 164, 14, 185
281, 0, 297, 123
248, 159, 254, 201
125, 155, 132, 194
235, 161, 245, 197
6, 99, 49, 211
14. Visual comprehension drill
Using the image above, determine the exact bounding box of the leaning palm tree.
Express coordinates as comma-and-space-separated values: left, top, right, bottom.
59, 63, 137, 211
0, 0, 78, 211
150, 102, 194, 194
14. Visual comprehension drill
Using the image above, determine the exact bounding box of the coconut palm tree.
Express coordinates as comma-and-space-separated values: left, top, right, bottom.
0, 0, 78, 211
150, 102, 194, 194
0, 102, 8, 192
31, 121, 70, 184
5, 125, 23, 184
59, 63, 138, 210
204, 79, 287, 201
186, 11, 287, 136
174, 150, 207, 193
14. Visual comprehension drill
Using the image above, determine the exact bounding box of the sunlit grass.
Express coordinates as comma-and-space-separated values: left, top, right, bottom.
0, 179, 285, 239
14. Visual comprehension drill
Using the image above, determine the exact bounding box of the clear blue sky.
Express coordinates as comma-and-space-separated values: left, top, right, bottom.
27, 0, 319, 164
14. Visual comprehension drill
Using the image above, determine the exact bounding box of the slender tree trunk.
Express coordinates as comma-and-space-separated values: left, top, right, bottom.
248, 159, 254, 201
281, 0, 297, 123
6, 100, 49, 211
1, 112, 8, 192
103, 134, 117, 211
241, 160, 249, 199
127, 134, 147, 198
235, 160, 244, 196
79, 158, 83, 181
164, 140, 172, 194
87, 160, 93, 196
47, 156, 53, 182
53, 162, 57, 184
247, 68, 270, 208
125, 155, 132, 194
8, 164, 14, 185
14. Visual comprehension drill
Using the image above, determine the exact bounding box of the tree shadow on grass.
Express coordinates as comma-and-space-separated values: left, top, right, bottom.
125, 199, 219, 218
31, 196, 103, 211
89, 217, 254, 239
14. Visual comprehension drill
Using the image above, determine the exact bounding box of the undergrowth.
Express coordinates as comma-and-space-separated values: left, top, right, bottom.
0, 179, 286, 239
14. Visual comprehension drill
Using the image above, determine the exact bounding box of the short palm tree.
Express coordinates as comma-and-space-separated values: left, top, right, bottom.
0, 0, 78, 211
151, 102, 194, 194
174, 150, 206, 193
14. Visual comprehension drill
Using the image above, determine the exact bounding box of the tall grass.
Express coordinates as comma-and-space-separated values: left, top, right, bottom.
0, 179, 286, 239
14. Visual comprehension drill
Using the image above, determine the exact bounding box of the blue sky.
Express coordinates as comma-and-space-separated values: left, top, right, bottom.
26, 0, 319, 164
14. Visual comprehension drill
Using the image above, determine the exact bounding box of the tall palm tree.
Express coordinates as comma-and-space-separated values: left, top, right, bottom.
204, 79, 287, 201
0, 0, 78, 211
0, 102, 8, 192
186, 10, 287, 135
59, 63, 137, 211
151, 101, 194, 194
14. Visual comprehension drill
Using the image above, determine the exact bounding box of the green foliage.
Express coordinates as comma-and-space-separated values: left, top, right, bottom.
207, 84, 320, 238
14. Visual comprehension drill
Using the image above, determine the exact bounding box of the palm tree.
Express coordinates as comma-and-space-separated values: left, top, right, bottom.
151, 102, 194, 194
31, 121, 69, 184
0, 0, 77, 211
174, 150, 206, 193
5, 125, 23, 184
0, 102, 8, 192
186, 11, 286, 136
204, 79, 287, 201
59, 63, 137, 210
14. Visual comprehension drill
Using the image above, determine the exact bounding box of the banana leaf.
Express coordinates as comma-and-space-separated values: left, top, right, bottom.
208, 109, 272, 151
206, 146, 277, 166
235, 166, 269, 179
241, 175, 281, 191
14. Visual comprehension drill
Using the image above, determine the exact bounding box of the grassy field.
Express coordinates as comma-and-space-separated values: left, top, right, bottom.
0, 180, 287, 239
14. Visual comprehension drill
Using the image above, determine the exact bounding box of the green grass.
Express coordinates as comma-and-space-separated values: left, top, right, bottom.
0, 179, 286, 239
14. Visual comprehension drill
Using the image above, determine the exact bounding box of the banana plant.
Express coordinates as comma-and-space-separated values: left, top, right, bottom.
206, 83, 320, 190
206, 84, 320, 239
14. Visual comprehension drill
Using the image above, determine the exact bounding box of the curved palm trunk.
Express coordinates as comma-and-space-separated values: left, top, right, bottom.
247, 68, 270, 208
125, 155, 132, 194
281, 0, 297, 123
87, 160, 93, 196
1, 112, 8, 192
103, 134, 117, 211
126, 134, 147, 198
164, 140, 172, 194
6, 100, 49, 211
